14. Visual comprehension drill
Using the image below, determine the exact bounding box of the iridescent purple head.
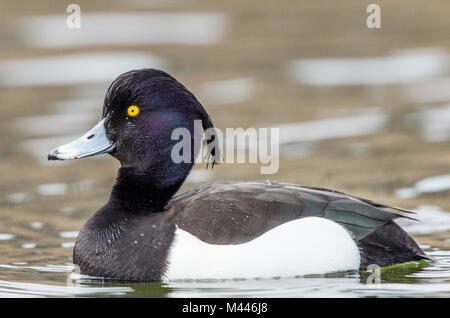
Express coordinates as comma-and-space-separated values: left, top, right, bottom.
49, 69, 218, 192
103, 69, 216, 169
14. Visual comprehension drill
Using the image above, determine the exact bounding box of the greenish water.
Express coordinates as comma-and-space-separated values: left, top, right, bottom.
0, 0, 449, 297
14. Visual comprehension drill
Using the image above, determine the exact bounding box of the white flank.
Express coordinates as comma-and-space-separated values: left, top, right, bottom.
165, 217, 360, 280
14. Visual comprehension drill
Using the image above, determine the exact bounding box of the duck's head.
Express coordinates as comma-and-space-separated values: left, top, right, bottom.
48, 69, 218, 206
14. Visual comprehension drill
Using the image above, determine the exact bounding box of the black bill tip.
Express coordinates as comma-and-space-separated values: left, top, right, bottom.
48, 149, 61, 161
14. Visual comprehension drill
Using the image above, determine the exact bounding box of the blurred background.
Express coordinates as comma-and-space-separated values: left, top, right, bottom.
0, 0, 449, 297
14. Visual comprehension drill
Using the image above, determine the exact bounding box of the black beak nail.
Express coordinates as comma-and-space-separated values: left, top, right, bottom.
48, 149, 60, 161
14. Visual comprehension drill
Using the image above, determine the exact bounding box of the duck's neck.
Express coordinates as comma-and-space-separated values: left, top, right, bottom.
110, 163, 192, 212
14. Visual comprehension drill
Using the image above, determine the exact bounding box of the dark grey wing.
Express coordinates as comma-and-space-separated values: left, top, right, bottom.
296, 184, 416, 214
166, 181, 415, 244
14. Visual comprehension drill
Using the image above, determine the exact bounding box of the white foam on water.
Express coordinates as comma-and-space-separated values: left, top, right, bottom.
353, 282, 450, 297
0, 265, 19, 269
61, 242, 75, 248
397, 205, 450, 235
395, 174, 450, 199
8, 192, 33, 204
25, 265, 74, 273
16, 13, 226, 48
288, 48, 448, 86
219, 109, 386, 158
199, 77, 254, 105
30, 222, 44, 230
13, 113, 95, 137
59, 207, 79, 215
36, 183, 68, 196
55, 99, 102, 115
0, 234, 15, 241
35, 180, 95, 196
273, 109, 387, 144
0, 279, 133, 297
280, 142, 315, 159
21, 243, 36, 249
0, 52, 166, 87
59, 231, 79, 239
120, 0, 191, 8
420, 104, 450, 142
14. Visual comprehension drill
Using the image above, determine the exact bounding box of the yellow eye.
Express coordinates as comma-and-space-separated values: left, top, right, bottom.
127, 105, 140, 117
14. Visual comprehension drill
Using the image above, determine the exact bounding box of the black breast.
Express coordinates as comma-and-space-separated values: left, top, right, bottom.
73, 204, 176, 282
